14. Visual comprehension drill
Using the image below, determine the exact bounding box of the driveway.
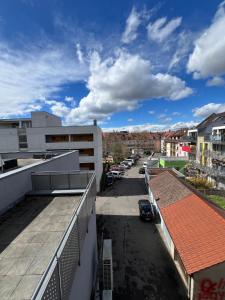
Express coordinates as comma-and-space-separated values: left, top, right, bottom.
96, 160, 188, 300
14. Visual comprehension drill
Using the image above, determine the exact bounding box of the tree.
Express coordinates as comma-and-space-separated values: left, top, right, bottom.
111, 142, 129, 163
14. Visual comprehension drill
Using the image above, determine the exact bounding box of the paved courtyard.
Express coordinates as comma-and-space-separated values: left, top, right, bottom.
96, 160, 188, 300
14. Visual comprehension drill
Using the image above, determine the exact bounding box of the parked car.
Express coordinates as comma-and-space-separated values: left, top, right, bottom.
106, 175, 114, 186
122, 160, 132, 167
107, 171, 123, 179
124, 158, 134, 165
138, 200, 154, 221
120, 161, 131, 168
110, 166, 125, 174
139, 167, 145, 174
120, 163, 129, 169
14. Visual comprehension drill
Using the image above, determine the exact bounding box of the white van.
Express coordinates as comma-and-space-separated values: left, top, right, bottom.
108, 171, 123, 179
124, 158, 134, 165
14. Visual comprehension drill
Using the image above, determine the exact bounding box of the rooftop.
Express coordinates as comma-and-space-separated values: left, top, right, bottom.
149, 171, 192, 208
0, 194, 81, 299
161, 193, 225, 274
149, 171, 225, 274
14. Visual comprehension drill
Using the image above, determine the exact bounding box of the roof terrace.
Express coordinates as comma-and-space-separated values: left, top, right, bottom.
0, 170, 96, 299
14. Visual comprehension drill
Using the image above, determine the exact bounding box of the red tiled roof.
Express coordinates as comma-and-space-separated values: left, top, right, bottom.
161, 193, 225, 274
149, 171, 192, 208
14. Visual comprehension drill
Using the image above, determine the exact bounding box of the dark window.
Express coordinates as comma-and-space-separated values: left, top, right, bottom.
71, 134, 93, 142
80, 163, 95, 170
79, 148, 94, 156
46, 135, 69, 143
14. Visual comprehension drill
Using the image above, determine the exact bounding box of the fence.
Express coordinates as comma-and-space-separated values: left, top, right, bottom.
32, 172, 96, 300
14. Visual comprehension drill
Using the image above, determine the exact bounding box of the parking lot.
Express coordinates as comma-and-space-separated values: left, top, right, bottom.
96, 159, 188, 300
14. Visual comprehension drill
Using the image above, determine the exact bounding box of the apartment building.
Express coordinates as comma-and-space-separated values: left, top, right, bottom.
103, 131, 161, 155
0, 151, 98, 299
0, 111, 103, 191
161, 129, 188, 157
147, 169, 225, 300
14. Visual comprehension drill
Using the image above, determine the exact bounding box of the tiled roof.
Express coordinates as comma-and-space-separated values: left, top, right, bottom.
149, 171, 192, 208
161, 194, 225, 274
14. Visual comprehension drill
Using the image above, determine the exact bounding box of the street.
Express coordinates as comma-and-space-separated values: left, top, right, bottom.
96, 160, 188, 300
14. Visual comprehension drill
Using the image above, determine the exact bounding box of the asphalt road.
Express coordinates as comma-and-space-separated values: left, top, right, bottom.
96, 159, 188, 300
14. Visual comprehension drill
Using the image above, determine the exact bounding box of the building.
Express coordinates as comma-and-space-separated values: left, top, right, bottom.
186, 112, 225, 189
0, 151, 98, 300
0, 111, 103, 191
103, 131, 161, 156
180, 129, 198, 161
147, 170, 225, 300
161, 129, 188, 157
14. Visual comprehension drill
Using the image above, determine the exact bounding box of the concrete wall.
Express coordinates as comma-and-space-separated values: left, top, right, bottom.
0, 129, 19, 152
31, 111, 62, 127
0, 151, 79, 214
192, 261, 225, 300
26, 125, 103, 191
69, 208, 98, 300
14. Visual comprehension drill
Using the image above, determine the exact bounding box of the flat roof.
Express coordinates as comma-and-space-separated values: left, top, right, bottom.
0, 195, 81, 299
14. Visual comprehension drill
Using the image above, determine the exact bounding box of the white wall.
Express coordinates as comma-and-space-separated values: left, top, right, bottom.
0, 151, 79, 214
69, 207, 98, 300
0, 129, 19, 152
192, 261, 225, 300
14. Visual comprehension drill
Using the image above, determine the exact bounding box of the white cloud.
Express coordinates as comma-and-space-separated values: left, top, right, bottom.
76, 43, 84, 63
187, 1, 225, 79
147, 16, 182, 43
148, 110, 155, 114
102, 121, 197, 132
206, 76, 225, 87
121, 7, 142, 44
172, 111, 181, 116
65, 50, 193, 125
50, 101, 70, 117
127, 118, 133, 122
65, 96, 74, 102
192, 103, 225, 118
0, 42, 87, 118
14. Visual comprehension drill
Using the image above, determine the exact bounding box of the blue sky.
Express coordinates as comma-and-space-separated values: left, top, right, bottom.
0, 0, 225, 131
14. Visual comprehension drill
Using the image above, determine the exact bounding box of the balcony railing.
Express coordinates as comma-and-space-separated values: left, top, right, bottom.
181, 136, 197, 142
31, 171, 96, 300
211, 135, 225, 142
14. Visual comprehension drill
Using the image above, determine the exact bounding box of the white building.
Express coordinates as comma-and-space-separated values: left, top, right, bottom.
0, 111, 103, 191
0, 151, 98, 299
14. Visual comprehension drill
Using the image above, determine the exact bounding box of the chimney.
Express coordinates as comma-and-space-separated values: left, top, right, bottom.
93, 119, 97, 126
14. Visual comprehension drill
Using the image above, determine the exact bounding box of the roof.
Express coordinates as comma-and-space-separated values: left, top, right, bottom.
0, 195, 81, 299
149, 171, 192, 208
197, 112, 225, 130
161, 194, 225, 274
149, 171, 225, 274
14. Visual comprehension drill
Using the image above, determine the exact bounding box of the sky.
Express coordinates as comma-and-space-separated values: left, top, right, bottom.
0, 0, 225, 131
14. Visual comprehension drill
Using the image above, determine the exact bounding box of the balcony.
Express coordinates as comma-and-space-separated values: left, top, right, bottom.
0, 171, 96, 299
181, 135, 197, 142
211, 135, 225, 143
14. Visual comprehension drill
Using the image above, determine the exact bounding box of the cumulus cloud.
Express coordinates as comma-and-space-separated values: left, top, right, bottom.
187, 1, 225, 81
65, 51, 192, 124
0, 42, 87, 118
192, 103, 225, 118
206, 76, 225, 87
102, 121, 197, 132
147, 16, 182, 43
121, 7, 146, 44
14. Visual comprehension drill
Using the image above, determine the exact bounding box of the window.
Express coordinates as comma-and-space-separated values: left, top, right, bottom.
79, 148, 94, 156
71, 134, 93, 142
80, 163, 95, 170
46, 135, 69, 143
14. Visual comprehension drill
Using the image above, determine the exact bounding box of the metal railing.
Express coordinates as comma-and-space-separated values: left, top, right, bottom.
31, 172, 96, 300
31, 170, 93, 190
211, 135, 225, 142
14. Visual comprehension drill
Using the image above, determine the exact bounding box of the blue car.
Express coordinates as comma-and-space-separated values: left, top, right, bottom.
138, 199, 154, 221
